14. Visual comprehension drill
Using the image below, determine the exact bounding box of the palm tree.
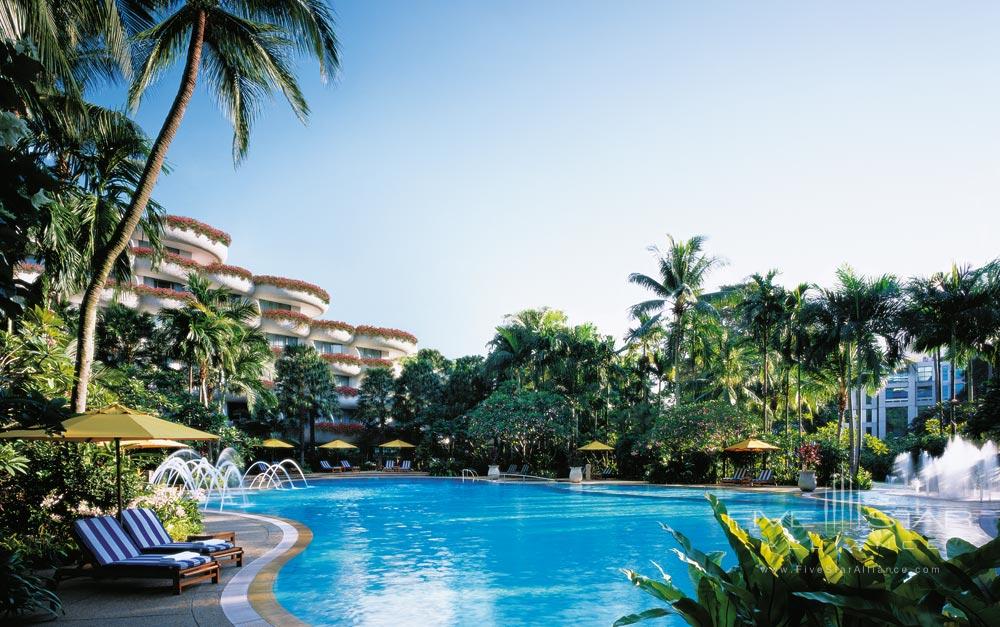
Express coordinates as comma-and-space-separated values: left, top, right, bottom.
622, 312, 664, 401
814, 267, 904, 475
629, 235, 724, 405
737, 270, 786, 432
781, 283, 812, 436
71, 0, 340, 412
904, 263, 995, 430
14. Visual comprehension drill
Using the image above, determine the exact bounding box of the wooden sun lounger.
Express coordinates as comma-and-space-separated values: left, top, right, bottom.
720, 467, 751, 485
122, 508, 243, 567
750, 468, 777, 486
64, 516, 220, 595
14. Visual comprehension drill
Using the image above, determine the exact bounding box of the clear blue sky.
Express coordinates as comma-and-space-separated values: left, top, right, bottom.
108, 1, 1000, 358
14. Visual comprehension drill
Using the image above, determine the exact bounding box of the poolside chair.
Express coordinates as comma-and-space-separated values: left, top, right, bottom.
399, 460, 412, 471
341, 460, 360, 472
384, 460, 396, 472
751, 468, 776, 486
519, 464, 531, 476
720, 467, 750, 485
121, 508, 243, 567
319, 460, 341, 473
504, 464, 518, 474
66, 516, 219, 595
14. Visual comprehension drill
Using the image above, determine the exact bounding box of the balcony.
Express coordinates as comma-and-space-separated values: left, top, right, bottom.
132, 248, 199, 284
310, 320, 355, 344
353, 325, 418, 355
204, 263, 253, 294
259, 310, 311, 337
253, 275, 329, 317
133, 285, 192, 313
322, 354, 363, 376
162, 215, 230, 263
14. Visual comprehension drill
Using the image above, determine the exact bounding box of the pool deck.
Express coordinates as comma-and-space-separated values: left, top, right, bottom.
44, 511, 306, 626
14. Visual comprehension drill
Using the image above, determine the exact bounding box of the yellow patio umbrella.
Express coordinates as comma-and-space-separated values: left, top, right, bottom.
0, 404, 218, 517
379, 439, 415, 448
120, 439, 190, 450
724, 438, 780, 453
577, 440, 614, 451
260, 438, 294, 449
319, 439, 358, 450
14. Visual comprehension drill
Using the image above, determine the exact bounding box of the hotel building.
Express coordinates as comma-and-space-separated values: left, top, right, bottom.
856, 358, 965, 439
15, 214, 418, 423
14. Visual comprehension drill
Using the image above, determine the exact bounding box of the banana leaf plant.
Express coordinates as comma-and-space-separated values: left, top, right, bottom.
618, 494, 1000, 626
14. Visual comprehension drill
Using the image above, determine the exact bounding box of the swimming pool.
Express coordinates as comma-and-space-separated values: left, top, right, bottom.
243, 479, 849, 626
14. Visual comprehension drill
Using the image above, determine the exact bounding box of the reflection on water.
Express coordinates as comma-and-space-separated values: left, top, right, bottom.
244, 479, 998, 627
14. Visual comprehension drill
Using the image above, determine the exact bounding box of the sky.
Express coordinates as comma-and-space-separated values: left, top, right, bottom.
100, 1, 1000, 358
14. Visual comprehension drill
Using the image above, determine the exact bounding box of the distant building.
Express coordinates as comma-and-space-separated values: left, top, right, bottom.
15, 214, 418, 425
857, 358, 965, 439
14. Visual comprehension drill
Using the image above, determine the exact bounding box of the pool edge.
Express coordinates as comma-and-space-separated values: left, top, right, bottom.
219, 512, 314, 626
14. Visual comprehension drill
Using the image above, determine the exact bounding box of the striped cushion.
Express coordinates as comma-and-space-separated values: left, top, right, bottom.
341, 460, 351, 469
759, 469, 773, 481
74, 516, 142, 564
732, 468, 746, 480
138, 541, 234, 555
122, 508, 173, 550
110, 554, 212, 570
320, 461, 332, 469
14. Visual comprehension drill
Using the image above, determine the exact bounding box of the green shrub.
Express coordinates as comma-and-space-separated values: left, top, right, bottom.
128, 485, 203, 540
0, 548, 62, 619
618, 494, 1000, 626
853, 466, 873, 490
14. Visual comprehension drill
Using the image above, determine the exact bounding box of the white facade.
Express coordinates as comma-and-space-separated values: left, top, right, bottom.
17, 214, 418, 416
857, 358, 965, 439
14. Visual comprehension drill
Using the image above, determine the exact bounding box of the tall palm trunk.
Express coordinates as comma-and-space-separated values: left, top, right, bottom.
783, 359, 791, 435
949, 332, 957, 434
71, 10, 208, 412
934, 348, 943, 433
796, 364, 803, 436
761, 324, 769, 432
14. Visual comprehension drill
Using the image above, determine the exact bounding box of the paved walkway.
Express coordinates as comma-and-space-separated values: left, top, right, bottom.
44, 512, 291, 626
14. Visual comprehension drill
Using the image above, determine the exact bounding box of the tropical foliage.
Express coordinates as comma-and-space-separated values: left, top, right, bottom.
618, 494, 1000, 626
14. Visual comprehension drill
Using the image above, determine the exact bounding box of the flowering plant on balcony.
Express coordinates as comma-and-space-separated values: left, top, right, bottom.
315, 422, 364, 434
270, 346, 284, 356
133, 284, 194, 302
312, 320, 355, 333
130, 246, 203, 271
335, 386, 359, 397
260, 309, 312, 325
253, 275, 330, 304
321, 353, 364, 366
203, 262, 252, 280
354, 325, 417, 344
165, 215, 232, 246
15, 262, 44, 274
362, 357, 394, 369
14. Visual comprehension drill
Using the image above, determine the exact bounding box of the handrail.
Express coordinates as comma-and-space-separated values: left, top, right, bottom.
461, 468, 478, 482
497, 472, 555, 483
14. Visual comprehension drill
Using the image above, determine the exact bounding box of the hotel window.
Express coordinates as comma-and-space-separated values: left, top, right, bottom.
916, 365, 933, 383
916, 386, 934, 403
265, 333, 298, 348
314, 341, 343, 355
887, 372, 909, 386
885, 388, 908, 401
885, 407, 908, 436
334, 375, 351, 387
259, 299, 299, 312
143, 277, 186, 291
358, 347, 384, 359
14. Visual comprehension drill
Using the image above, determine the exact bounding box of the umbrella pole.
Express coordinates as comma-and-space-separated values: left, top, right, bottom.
115, 437, 123, 520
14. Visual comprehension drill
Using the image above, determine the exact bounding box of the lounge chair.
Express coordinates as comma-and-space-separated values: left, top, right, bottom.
121, 508, 243, 567
504, 464, 518, 474
341, 460, 359, 472
519, 464, 531, 475
67, 516, 219, 595
319, 460, 342, 473
720, 467, 750, 485
751, 468, 776, 486
383, 460, 396, 471
399, 460, 412, 471
600, 467, 614, 479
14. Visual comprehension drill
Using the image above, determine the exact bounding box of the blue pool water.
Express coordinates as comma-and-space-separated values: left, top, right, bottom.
243, 479, 842, 626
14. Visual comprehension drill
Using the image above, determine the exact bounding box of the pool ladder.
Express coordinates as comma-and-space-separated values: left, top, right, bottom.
461, 468, 478, 482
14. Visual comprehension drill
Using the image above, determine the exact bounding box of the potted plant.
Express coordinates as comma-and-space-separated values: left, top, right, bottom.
797, 443, 820, 492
